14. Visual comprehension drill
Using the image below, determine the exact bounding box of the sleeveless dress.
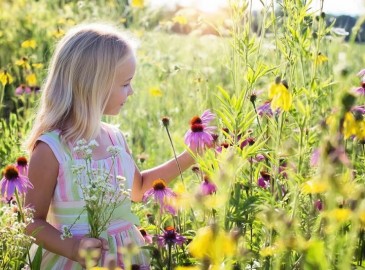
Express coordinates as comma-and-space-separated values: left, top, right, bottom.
32, 124, 150, 269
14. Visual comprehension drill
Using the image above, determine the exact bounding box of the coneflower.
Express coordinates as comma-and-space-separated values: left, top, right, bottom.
0, 165, 33, 200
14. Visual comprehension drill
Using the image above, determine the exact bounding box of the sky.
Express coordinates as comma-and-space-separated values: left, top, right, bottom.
149, 0, 365, 16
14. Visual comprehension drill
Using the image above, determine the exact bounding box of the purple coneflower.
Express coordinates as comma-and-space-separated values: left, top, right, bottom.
15, 84, 31, 95
157, 226, 186, 247
314, 199, 323, 211
139, 228, 153, 244
15, 156, 28, 176
257, 100, 278, 117
200, 175, 217, 195
142, 179, 177, 215
310, 148, 320, 167
257, 171, 270, 189
0, 165, 33, 200
240, 137, 255, 149
184, 110, 216, 149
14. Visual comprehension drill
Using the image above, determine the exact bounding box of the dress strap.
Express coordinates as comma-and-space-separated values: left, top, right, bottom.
37, 130, 72, 164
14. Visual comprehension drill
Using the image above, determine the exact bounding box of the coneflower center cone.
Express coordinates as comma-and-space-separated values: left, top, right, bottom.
4, 165, 19, 180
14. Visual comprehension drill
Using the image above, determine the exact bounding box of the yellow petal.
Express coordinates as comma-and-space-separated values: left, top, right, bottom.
21, 39, 37, 49
0, 71, 14, 86
131, 0, 144, 8
26, 73, 37, 86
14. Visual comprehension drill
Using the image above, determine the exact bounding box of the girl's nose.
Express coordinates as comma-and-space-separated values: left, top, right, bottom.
128, 86, 134, 96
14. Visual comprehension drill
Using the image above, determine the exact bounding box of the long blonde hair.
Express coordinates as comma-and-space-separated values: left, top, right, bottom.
26, 23, 133, 152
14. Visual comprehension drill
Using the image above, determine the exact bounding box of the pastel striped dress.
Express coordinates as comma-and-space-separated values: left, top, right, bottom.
32, 124, 150, 269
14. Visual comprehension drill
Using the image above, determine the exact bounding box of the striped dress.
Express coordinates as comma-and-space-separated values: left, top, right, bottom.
32, 124, 150, 269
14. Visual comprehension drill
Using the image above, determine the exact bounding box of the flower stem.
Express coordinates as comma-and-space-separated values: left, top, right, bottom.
164, 126, 184, 183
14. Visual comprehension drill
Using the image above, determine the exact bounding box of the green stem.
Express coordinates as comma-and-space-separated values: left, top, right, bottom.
164, 126, 184, 184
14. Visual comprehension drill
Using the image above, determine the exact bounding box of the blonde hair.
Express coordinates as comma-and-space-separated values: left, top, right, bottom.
26, 23, 134, 152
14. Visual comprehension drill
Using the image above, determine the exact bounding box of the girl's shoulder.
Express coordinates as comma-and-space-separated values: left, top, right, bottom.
36, 129, 71, 164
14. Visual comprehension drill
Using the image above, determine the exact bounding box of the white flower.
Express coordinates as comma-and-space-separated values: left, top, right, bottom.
76, 139, 87, 146
107, 146, 123, 156
116, 175, 126, 182
88, 140, 99, 149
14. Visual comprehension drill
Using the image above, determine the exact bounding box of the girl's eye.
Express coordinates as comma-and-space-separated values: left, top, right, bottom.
123, 84, 130, 88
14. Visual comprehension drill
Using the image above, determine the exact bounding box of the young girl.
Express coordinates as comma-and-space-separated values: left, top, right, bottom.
25, 23, 196, 269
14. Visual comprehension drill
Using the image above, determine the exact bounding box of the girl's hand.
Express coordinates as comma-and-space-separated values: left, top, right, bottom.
72, 237, 109, 267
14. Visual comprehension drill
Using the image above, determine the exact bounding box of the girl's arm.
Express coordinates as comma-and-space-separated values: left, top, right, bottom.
25, 142, 106, 266
129, 145, 196, 202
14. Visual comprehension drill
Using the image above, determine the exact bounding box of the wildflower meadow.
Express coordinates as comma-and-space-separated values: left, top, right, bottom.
2, 0, 365, 269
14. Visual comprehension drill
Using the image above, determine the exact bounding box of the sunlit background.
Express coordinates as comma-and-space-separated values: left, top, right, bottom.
149, 0, 365, 15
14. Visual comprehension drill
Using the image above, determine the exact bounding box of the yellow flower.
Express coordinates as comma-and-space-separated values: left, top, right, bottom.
21, 39, 37, 49
329, 208, 351, 222
52, 28, 65, 39
119, 17, 127, 24
15, 58, 31, 69
260, 245, 280, 257
0, 71, 14, 86
173, 15, 188, 25
270, 86, 292, 112
189, 226, 236, 265
315, 53, 328, 65
32, 63, 44, 69
131, 0, 144, 8
268, 82, 286, 99
301, 180, 328, 194
26, 73, 37, 86
149, 87, 163, 97
343, 112, 357, 139
355, 119, 365, 140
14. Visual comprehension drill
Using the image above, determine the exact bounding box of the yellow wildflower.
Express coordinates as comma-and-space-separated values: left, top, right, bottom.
342, 112, 357, 139
26, 73, 37, 86
268, 81, 286, 99
52, 28, 65, 39
355, 119, 365, 140
329, 208, 351, 222
173, 15, 188, 25
189, 226, 236, 265
32, 63, 44, 69
149, 87, 162, 97
315, 53, 328, 65
21, 39, 36, 49
260, 245, 280, 257
0, 70, 14, 86
131, 0, 144, 8
270, 86, 292, 111
15, 58, 31, 69
301, 180, 328, 194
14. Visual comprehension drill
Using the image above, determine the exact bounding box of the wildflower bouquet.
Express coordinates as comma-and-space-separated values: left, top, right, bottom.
62, 139, 131, 239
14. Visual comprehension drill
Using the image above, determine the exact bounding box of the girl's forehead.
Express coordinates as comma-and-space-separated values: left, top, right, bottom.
115, 55, 136, 79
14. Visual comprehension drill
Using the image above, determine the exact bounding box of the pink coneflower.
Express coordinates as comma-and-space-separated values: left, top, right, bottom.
15, 84, 31, 95
314, 199, 323, 211
257, 100, 280, 117
257, 171, 270, 189
310, 148, 320, 167
142, 179, 177, 215
200, 175, 217, 195
184, 110, 216, 149
157, 226, 186, 247
15, 156, 28, 176
0, 165, 33, 200
240, 137, 255, 149
357, 69, 365, 78
139, 228, 153, 244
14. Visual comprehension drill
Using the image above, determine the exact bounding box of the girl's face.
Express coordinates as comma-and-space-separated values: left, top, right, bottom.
104, 54, 136, 115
